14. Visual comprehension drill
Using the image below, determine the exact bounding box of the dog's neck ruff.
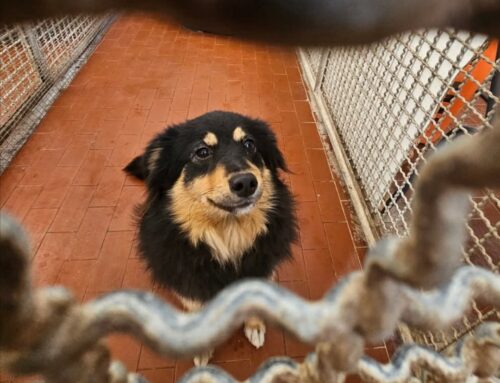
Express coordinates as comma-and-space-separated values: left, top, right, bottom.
169, 176, 274, 265
196, 213, 269, 264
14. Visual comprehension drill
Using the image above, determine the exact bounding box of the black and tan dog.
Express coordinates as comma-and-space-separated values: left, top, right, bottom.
124, 110, 297, 365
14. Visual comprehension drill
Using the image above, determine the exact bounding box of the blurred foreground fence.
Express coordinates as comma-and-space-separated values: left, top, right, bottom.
0, 16, 112, 172
1, 115, 500, 381
299, 30, 499, 353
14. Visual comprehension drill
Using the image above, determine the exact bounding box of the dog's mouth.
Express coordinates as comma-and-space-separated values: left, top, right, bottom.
207, 191, 262, 215
208, 199, 254, 213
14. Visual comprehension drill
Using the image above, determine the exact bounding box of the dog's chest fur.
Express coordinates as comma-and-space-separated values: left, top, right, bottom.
196, 214, 268, 264
171, 199, 269, 264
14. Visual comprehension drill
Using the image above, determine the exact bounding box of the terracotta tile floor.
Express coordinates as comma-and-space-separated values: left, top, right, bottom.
0, 15, 387, 383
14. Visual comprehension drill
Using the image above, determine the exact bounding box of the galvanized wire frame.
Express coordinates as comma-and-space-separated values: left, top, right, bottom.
0, 16, 113, 172
299, 30, 500, 352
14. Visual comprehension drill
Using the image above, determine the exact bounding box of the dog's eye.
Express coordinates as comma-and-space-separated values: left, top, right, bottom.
243, 138, 256, 153
194, 147, 211, 160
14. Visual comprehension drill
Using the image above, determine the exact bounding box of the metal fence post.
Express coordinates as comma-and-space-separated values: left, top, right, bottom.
314, 49, 330, 91
19, 23, 50, 81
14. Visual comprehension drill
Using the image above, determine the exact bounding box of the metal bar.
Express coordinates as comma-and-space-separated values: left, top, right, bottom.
486, 45, 500, 116
298, 48, 380, 245
313, 49, 330, 91
20, 23, 50, 81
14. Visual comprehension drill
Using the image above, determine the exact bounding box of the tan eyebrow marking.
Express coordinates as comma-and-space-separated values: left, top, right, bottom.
203, 132, 218, 146
233, 126, 246, 142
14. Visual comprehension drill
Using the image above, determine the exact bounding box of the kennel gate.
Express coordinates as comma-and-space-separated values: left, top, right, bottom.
299, 30, 500, 353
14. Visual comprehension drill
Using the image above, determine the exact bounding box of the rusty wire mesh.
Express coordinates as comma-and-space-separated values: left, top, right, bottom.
0, 16, 113, 172
299, 30, 500, 352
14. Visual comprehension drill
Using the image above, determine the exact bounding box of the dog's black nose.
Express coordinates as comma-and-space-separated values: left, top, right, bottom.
229, 173, 258, 198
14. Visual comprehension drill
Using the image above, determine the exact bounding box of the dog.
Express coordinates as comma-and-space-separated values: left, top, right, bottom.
124, 110, 297, 365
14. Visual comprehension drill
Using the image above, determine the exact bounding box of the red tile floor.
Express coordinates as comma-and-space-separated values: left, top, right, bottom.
0, 15, 389, 383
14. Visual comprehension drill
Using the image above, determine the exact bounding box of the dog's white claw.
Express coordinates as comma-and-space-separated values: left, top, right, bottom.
193, 349, 213, 366
244, 322, 266, 349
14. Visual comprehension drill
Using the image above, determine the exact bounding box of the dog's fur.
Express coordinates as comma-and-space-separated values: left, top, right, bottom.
124, 111, 297, 312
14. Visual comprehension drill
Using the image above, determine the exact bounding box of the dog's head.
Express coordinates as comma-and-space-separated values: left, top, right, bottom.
125, 111, 287, 218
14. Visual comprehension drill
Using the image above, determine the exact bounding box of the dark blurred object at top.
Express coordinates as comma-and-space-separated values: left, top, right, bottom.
1, 0, 499, 46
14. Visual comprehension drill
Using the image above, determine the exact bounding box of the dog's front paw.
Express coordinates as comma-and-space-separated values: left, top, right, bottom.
244, 317, 266, 349
193, 349, 214, 366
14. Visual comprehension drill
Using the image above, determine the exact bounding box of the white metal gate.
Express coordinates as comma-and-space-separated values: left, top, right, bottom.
299, 30, 499, 351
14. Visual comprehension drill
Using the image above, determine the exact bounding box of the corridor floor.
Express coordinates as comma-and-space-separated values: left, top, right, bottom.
0, 15, 387, 383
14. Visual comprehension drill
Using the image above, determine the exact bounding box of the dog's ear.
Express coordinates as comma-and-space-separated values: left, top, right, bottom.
141, 127, 182, 192
123, 129, 175, 186
263, 136, 288, 172
251, 120, 289, 173
269, 140, 288, 172
124, 155, 148, 180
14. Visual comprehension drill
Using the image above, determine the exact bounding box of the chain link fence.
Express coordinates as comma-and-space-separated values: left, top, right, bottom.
299, 31, 499, 352
0, 16, 113, 172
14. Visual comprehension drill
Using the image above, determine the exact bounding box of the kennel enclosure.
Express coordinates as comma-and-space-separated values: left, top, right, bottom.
0, 11, 499, 383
